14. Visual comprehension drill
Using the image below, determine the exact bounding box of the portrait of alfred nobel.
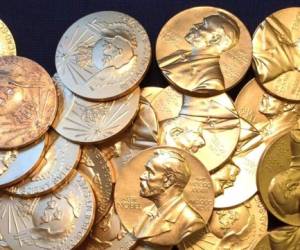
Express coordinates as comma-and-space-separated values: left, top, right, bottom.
158, 12, 240, 93
133, 149, 205, 246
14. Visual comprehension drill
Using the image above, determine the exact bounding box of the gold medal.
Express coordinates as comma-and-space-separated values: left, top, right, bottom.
6, 130, 81, 197
55, 11, 151, 101
0, 135, 47, 188
253, 234, 271, 250
179, 195, 268, 250
156, 6, 252, 96
213, 118, 266, 208
78, 146, 114, 224
114, 146, 214, 246
253, 7, 300, 102
0, 20, 16, 56
0, 56, 57, 149
235, 78, 299, 141
257, 131, 300, 226
0, 171, 96, 250
158, 88, 240, 171
52, 74, 140, 144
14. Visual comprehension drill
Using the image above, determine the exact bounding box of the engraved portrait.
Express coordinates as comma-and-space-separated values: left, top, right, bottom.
158, 12, 240, 93
257, 93, 299, 139
160, 95, 240, 170
253, 14, 300, 83
133, 149, 205, 245
76, 20, 137, 86
268, 131, 300, 216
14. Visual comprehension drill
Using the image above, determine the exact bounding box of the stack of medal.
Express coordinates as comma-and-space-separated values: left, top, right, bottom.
0, 6, 299, 250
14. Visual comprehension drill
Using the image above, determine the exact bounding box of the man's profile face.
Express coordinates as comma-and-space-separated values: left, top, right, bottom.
162, 119, 205, 154
259, 94, 285, 116
139, 156, 166, 198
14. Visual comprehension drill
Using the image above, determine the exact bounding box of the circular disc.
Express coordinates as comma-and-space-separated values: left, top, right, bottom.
78, 145, 114, 223
257, 132, 300, 226
6, 131, 81, 197
0, 56, 57, 149
156, 6, 252, 96
158, 89, 240, 171
253, 7, 300, 102
179, 195, 268, 250
213, 118, 266, 208
141, 86, 163, 103
55, 11, 151, 101
52, 73, 140, 143
0, 20, 16, 56
0, 171, 96, 250
114, 146, 214, 245
0, 135, 47, 188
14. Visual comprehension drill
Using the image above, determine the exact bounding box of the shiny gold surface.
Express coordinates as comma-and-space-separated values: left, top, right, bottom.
6, 130, 81, 197
0, 20, 16, 56
159, 92, 240, 171
258, 131, 300, 226
253, 234, 271, 250
0, 136, 47, 188
179, 195, 268, 250
99, 97, 159, 179
114, 146, 214, 246
235, 78, 299, 141
78, 146, 114, 226
156, 6, 252, 96
213, 118, 266, 208
56, 11, 151, 101
141, 87, 163, 103
0, 171, 96, 250
0, 56, 57, 149
253, 7, 300, 102
52, 73, 140, 143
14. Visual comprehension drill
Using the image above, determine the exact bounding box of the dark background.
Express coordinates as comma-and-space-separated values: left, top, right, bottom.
1, 0, 297, 246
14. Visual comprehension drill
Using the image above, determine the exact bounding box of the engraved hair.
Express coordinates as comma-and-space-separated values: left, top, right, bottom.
153, 149, 191, 189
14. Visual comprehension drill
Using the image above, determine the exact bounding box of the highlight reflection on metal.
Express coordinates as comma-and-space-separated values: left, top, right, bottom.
179, 195, 268, 250
0, 172, 96, 250
156, 6, 252, 96
6, 131, 81, 197
0, 136, 46, 188
0, 56, 57, 149
55, 11, 151, 101
0, 20, 16, 56
253, 7, 300, 101
213, 118, 266, 208
159, 91, 240, 171
114, 146, 214, 246
257, 131, 300, 226
52, 74, 140, 143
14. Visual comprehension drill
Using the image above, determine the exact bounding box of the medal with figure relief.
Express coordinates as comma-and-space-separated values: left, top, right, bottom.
0, 56, 57, 149
179, 195, 268, 250
0, 20, 16, 56
253, 7, 300, 102
52, 74, 140, 144
156, 6, 252, 96
0, 171, 96, 250
56, 11, 151, 101
157, 87, 240, 171
235, 78, 300, 142
6, 130, 81, 197
0, 135, 47, 188
114, 146, 214, 246
257, 130, 300, 226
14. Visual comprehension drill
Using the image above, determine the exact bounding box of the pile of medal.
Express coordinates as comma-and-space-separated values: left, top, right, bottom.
0, 6, 299, 250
